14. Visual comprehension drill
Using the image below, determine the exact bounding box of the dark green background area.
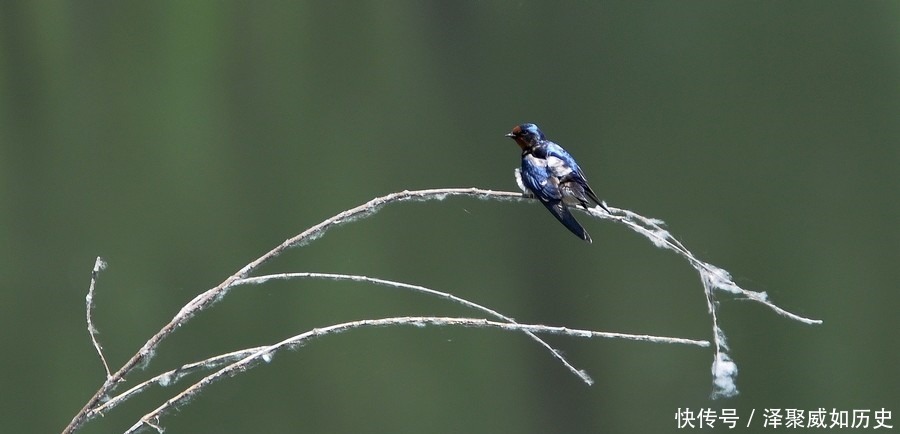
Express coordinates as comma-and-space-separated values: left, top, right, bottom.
2, 2, 897, 433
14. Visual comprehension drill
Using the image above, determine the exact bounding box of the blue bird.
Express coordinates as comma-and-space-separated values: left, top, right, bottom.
506, 123, 610, 243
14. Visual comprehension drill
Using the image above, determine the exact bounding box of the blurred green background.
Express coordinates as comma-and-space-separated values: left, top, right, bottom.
2, 1, 898, 433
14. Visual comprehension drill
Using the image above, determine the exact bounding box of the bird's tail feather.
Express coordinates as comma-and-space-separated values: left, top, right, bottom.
541, 201, 592, 243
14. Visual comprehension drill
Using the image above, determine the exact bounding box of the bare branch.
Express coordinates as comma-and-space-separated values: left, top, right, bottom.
64, 187, 821, 433
85, 257, 111, 380
230, 272, 594, 384
576, 203, 821, 398
90, 347, 269, 418
124, 316, 709, 433
63, 188, 532, 434
598, 206, 820, 324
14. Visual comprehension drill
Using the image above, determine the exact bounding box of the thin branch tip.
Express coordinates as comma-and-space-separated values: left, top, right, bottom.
86, 256, 112, 379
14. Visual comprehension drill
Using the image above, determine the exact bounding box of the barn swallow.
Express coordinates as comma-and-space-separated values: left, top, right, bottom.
506, 123, 610, 243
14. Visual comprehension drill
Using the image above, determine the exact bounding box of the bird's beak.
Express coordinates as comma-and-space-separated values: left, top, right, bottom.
505, 133, 515, 138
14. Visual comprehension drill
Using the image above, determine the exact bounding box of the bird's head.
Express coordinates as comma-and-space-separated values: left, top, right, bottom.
505, 123, 544, 150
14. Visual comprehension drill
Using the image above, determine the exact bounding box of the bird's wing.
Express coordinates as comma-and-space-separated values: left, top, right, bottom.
541, 142, 582, 179
560, 177, 607, 211
521, 154, 562, 201
522, 162, 593, 243
541, 143, 608, 211
537, 198, 592, 243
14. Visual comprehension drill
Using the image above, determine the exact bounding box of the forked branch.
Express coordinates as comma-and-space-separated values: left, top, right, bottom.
63, 187, 820, 434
